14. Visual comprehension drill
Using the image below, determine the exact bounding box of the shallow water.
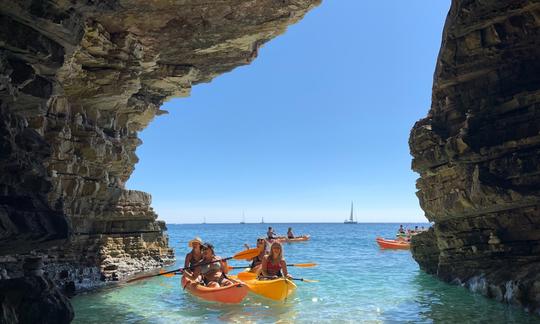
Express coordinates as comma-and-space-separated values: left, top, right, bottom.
72, 223, 538, 323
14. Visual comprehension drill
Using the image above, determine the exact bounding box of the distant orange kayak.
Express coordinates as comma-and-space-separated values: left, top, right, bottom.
376, 237, 410, 249
275, 235, 310, 243
181, 275, 248, 304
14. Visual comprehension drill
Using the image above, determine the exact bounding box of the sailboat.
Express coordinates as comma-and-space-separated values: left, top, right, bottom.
240, 211, 245, 224
261, 216, 265, 224
202, 216, 206, 224
344, 201, 358, 224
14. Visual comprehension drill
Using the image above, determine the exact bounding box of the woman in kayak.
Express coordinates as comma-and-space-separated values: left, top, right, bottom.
248, 238, 267, 275
261, 242, 291, 279
287, 227, 295, 239
184, 237, 203, 270
190, 243, 233, 287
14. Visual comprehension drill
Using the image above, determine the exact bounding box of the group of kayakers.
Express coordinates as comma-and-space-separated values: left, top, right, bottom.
183, 237, 234, 288
183, 235, 291, 288
266, 226, 296, 239
245, 237, 291, 279
396, 225, 428, 242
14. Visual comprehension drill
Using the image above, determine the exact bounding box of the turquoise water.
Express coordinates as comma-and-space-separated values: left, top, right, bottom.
72, 223, 538, 323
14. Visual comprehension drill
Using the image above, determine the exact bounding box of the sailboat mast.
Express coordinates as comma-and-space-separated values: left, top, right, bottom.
350, 201, 354, 221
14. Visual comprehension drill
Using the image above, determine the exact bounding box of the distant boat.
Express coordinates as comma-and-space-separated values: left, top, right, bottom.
344, 201, 358, 224
240, 211, 245, 224
202, 216, 206, 224
261, 217, 265, 224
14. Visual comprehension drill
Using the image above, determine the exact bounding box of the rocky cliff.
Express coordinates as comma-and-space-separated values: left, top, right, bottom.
410, 0, 540, 314
0, 0, 320, 320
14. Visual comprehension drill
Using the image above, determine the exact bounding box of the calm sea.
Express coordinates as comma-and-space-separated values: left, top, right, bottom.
72, 223, 538, 323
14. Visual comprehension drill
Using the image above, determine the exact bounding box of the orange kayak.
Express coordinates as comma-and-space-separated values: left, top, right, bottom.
181, 275, 248, 304
376, 237, 410, 249
276, 235, 310, 243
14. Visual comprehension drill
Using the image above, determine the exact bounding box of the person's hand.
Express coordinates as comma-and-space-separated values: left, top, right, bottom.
286, 274, 293, 279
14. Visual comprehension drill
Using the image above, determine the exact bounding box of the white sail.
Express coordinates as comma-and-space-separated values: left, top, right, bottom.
344, 201, 358, 224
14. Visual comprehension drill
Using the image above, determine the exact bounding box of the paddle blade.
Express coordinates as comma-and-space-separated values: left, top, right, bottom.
232, 247, 261, 260
237, 272, 258, 280
288, 263, 317, 268
160, 269, 176, 278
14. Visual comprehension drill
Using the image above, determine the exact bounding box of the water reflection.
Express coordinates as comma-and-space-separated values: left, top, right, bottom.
403, 273, 538, 323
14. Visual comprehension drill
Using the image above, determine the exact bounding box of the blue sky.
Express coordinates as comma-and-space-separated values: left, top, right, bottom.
127, 1, 451, 224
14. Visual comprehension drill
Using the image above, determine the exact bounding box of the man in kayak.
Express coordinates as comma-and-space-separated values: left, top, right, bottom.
184, 237, 203, 270
287, 227, 295, 239
396, 225, 408, 242
261, 242, 291, 279
189, 243, 234, 288
267, 227, 277, 240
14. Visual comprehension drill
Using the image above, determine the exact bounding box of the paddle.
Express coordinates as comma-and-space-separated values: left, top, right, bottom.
127, 247, 261, 283
227, 263, 317, 270
237, 272, 318, 282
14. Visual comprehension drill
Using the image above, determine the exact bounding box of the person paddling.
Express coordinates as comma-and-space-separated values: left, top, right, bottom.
248, 238, 267, 276
189, 243, 233, 288
287, 227, 295, 239
267, 227, 277, 240
261, 242, 291, 279
184, 237, 203, 270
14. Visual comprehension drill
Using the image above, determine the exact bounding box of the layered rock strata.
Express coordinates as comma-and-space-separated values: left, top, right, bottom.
410, 0, 540, 314
0, 0, 319, 309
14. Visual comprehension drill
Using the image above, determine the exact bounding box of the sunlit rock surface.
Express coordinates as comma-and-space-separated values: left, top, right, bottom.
410, 0, 540, 314
0, 1, 320, 315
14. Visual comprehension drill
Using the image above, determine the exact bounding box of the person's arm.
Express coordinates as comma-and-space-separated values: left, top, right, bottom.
261, 256, 269, 277
184, 252, 191, 269
281, 260, 290, 277
221, 259, 229, 274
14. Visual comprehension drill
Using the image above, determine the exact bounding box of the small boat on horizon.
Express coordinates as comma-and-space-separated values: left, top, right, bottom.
240, 211, 245, 224
344, 201, 358, 224
261, 216, 264, 224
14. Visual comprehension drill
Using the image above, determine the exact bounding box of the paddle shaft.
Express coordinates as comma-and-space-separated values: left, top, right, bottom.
228, 263, 316, 270
127, 256, 233, 283
258, 275, 317, 282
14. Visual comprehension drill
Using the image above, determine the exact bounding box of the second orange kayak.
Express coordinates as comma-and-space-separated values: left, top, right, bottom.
181, 275, 248, 304
376, 237, 410, 249
276, 235, 310, 243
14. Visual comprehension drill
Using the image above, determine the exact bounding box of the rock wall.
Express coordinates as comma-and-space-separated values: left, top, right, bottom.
410, 0, 540, 314
0, 0, 320, 302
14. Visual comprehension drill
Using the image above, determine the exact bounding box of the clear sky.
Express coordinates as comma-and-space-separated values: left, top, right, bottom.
126, 1, 451, 224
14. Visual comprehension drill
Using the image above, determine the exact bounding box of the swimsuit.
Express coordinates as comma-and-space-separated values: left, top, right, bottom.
200, 259, 227, 285
265, 259, 282, 277
250, 254, 264, 268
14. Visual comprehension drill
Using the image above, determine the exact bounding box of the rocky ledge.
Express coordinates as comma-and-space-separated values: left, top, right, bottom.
410, 0, 540, 315
0, 0, 319, 322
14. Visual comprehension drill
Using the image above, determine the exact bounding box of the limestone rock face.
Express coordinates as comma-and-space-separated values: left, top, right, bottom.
0, 0, 320, 297
409, 0, 540, 314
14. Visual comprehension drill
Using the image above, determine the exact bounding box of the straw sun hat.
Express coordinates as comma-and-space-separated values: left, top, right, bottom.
188, 237, 203, 247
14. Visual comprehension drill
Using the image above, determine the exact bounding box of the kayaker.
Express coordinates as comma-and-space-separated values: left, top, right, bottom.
249, 238, 267, 275
184, 237, 203, 269
267, 227, 277, 240
287, 227, 295, 239
261, 242, 291, 279
191, 243, 233, 288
